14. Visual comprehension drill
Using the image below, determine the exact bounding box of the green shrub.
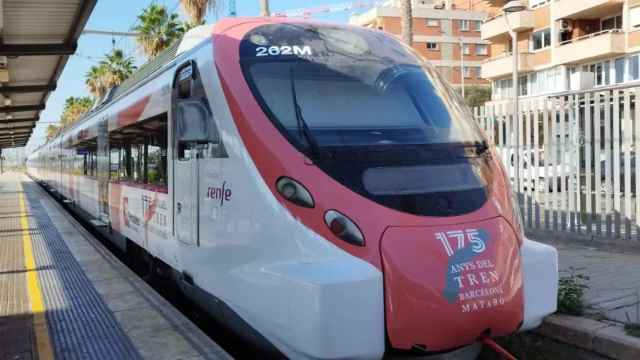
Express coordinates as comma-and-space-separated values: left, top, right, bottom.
557, 267, 590, 316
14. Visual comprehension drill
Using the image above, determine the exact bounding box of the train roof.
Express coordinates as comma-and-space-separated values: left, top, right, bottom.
36, 25, 218, 152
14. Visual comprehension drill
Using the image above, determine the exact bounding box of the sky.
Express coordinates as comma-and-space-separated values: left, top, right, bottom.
21, 0, 361, 154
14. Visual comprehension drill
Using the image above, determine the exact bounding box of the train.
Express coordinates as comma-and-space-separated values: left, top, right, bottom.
27, 18, 558, 359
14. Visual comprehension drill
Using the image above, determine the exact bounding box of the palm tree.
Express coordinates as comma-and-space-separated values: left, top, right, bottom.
259, 0, 270, 16
180, 0, 219, 24
133, 4, 185, 59
60, 97, 94, 127
101, 49, 136, 89
85, 49, 136, 99
400, 0, 413, 46
86, 64, 108, 99
46, 124, 60, 140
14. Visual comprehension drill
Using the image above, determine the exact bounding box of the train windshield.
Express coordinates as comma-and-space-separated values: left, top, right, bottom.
240, 24, 491, 217
240, 24, 484, 152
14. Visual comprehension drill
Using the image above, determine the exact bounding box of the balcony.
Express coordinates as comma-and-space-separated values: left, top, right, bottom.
481, 52, 535, 79
553, 0, 624, 20
481, 10, 535, 41
555, 30, 625, 65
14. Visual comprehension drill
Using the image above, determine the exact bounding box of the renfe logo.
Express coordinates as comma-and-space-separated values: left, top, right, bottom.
207, 182, 232, 206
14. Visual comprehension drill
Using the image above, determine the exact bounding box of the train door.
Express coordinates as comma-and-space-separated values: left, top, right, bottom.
173, 62, 199, 246
172, 61, 225, 246
97, 119, 110, 222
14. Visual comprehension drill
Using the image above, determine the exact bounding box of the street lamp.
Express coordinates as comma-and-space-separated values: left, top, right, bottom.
503, 0, 526, 193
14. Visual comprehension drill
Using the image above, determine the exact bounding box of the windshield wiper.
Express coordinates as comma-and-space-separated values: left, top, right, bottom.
476, 140, 489, 153
472, 140, 489, 156
289, 67, 321, 160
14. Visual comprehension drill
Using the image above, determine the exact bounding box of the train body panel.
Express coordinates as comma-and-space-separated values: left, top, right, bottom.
27, 18, 558, 359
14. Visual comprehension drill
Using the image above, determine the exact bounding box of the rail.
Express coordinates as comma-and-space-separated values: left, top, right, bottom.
481, 51, 534, 64
558, 28, 623, 46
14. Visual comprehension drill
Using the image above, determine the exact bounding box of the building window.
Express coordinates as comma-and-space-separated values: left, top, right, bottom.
518, 75, 528, 96
601, 14, 623, 31
426, 19, 439, 27
460, 20, 470, 31
463, 66, 472, 78
530, 67, 564, 96
615, 58, 625, 84
475, 67, 482, 78
475, 21, 482, 32
476, 44, 488, 56
531, 28, 551, 51
426, 42, 439, 50
630, 55, 639, 81
584, 60, 612, 87
494, 78, 514, 100
462, 44, 471, 55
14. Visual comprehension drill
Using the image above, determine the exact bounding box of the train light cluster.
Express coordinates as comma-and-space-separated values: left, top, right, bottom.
276, 177, 314, 208
324, 210, 365, 247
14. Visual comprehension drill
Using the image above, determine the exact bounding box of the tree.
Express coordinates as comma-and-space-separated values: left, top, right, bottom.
400, 0, 413, 46
85, 49, 135, 99
101, 49, 136, 89
86, 64, 108, 99
133, 4, 186, 59
259, 0, 270, 16
180, 0, 219, 24
462, 86, 491, 108
60, 97, 94, 127
46, 124, 60, 140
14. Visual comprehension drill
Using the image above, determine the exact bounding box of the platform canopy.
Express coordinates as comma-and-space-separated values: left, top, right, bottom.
0, 0, 97, 150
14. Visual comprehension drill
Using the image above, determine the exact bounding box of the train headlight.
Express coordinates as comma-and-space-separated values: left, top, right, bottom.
276, 177, 314, 208
324, 210, 365, 247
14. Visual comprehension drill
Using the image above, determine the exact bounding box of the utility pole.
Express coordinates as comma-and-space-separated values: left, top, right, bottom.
0, 149, 3, 174
460, 38, 465, 99
502, 1, 527, 193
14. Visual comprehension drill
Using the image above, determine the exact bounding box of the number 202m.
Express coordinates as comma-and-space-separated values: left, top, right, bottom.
256, 45, 312, 57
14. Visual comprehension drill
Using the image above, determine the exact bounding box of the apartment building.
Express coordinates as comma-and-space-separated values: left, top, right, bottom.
350, 0, 499, 88
482, 0, 640, 102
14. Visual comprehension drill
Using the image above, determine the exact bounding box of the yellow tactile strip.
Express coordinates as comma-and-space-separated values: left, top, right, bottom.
18, 191, 54, 360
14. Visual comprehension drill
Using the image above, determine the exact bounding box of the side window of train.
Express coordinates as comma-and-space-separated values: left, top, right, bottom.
173, 60, 227, 161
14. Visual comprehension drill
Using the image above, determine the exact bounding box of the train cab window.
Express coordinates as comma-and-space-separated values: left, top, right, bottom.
173, 61, 227, 161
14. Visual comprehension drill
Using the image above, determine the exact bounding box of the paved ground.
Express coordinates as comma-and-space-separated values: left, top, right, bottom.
550, 241, 640, 324
0, 172, 230, 360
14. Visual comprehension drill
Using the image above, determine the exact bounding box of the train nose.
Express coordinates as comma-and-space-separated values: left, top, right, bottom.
381, 217, 524, 351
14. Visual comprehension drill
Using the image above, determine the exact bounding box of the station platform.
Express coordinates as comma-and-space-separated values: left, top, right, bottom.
0, 172, 231, 360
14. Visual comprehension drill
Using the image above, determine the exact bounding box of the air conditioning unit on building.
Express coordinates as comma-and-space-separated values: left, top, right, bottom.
570, 71, 595, 91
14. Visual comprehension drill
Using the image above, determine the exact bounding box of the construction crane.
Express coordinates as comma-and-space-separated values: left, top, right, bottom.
273, 1, 386, 18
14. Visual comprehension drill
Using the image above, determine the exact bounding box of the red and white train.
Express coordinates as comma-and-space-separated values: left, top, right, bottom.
27, 18, 558, 359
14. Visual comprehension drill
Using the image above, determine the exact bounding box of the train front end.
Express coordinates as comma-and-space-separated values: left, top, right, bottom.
214, 19, 558, 357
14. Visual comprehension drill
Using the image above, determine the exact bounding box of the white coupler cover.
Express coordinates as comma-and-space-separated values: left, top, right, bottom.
520, 238, 558, 331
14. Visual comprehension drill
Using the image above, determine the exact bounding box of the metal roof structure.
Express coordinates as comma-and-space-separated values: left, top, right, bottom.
0, 0, 97, 150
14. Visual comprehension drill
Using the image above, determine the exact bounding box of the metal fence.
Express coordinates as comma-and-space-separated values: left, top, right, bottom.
474, 86, 640, 242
